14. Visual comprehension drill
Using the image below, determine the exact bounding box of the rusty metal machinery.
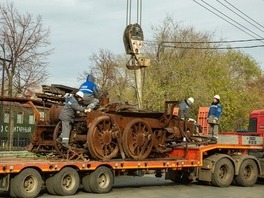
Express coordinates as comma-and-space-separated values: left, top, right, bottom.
1, 85, 207, 161
24, 84, 212, 161
28, 99, 208, 161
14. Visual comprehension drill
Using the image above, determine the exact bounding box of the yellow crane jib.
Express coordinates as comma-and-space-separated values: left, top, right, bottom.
123, 23, 150, 70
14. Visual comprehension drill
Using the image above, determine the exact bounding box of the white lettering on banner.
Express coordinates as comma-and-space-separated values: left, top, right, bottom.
0, 125, 9, 133
15, 126, 32, 133
0, 125, 32, 133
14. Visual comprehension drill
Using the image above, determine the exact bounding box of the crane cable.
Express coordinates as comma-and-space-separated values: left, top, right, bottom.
125, 0, 145, 109
126, 0, 142, 26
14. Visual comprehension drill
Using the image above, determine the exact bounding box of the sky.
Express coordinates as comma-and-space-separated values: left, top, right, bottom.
10, 0, 264, 88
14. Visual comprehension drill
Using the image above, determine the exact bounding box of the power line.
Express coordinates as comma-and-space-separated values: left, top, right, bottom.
192, 0, 258, 40
156, 42, 264, 60
158, 38, 264, 44
147, 39, 264, 54
161, 44, 264, 50
216, 0, 264, 34
223, 0, 264, 30
200, 0, 264, 40
193, 0, 264, 43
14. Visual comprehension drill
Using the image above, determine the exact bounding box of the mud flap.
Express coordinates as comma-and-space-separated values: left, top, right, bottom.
0, 174, 10, 191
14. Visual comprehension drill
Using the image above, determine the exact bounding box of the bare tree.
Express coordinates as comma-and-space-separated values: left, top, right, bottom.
81, 49, 135, 104
0, 2, 52, 150
0, 2, 52, 97
82, 49, 118, 98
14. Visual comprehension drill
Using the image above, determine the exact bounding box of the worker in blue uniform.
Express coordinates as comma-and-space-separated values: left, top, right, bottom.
79, 74, 99, 112
207, 95, 223, 141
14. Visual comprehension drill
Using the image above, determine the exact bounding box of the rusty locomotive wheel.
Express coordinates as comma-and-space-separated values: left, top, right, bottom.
87, 116, 119, 160
53, 121, 66, 154
122, 119, 154, 160
153, 129, 171, 153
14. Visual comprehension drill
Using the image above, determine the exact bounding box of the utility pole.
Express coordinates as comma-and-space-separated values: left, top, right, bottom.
0, 57, 12, 148
0, 57, 8, 96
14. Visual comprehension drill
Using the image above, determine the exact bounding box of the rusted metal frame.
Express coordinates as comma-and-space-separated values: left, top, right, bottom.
108, 114, 126, 159
162, 101, 179, 128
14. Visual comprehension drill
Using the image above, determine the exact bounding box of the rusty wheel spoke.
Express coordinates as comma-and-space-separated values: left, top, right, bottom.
122, 119, 153, 160
53, 121, 68, 155
87, 116, 119, 160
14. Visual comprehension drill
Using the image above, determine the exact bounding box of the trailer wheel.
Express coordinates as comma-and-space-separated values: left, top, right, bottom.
234, 159, 258, 187
89, 166, 113, 193
122, 119, 153, 160
10, 168, 42, 198
46, 176, 56, 195
82, 174, 92, 192
211, 158, 234, 187
53, 167, 80, 196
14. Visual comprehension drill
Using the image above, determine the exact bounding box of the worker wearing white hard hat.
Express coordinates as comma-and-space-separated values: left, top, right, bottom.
178, 97, 195, 134
214, 95, 220, 100
58, 91, 90, 147
207, 94, 223, 142
187, 97, 194, 104
179, 97, 194, 121
75, 91, 84, 99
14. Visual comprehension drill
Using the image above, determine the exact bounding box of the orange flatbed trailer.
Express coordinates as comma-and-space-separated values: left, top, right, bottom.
0, 133, 264, 197
1, 103, 264, 197
0, 136, 262, 174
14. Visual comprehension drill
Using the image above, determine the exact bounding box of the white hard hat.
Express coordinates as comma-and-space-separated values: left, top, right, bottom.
76, 91, 84, 98
214, 95, 220, 100
187, 97, 194, 104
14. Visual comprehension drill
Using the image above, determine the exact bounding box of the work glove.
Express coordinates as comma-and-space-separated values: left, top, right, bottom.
84, 108, 92, 113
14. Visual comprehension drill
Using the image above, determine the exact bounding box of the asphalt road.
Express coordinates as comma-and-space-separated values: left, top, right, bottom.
1, 174, 263, 198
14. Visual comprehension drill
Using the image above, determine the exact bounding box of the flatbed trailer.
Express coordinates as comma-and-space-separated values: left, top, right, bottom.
1, 96, 264, 197
0, 132, 264, 198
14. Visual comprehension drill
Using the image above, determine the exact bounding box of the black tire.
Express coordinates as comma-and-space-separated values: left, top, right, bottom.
53, 167, 80, 196
82, 174, 93, 193
9, 168, 42, 198
9, 179, 17, 198
211, 158, 234, 187
89, 166, 114, 193
234, 159, 258, 187
46, 176, 57, 195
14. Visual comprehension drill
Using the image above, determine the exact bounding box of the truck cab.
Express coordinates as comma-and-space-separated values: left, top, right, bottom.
249, 109, 264, 137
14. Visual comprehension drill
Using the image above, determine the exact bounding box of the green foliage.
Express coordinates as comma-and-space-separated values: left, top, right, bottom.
142, 17, 264, 131
87, 16, 264, 132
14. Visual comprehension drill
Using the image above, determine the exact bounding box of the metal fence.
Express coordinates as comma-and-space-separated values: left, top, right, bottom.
0, 132, 32, 151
